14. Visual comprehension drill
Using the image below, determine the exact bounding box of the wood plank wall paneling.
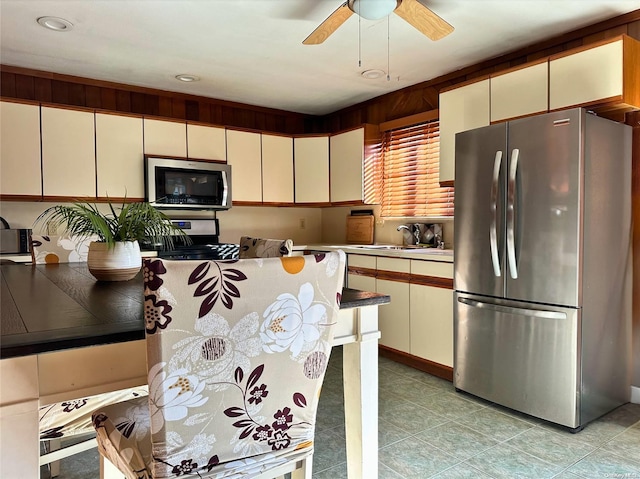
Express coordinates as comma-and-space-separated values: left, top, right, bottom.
313, 10, 640, 132
0, 66, 308, 134
2, 10, 638, 135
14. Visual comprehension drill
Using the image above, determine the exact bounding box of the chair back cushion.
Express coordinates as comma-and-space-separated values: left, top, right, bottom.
30, 234, 97, 264
142, 251, 345, 477
238, 236, 293, 259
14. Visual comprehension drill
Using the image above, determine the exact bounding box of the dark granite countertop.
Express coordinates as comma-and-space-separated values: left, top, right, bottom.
0, 263, 389, 359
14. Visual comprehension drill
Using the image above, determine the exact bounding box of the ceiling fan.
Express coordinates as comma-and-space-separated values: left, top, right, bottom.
302, 0, 454, 45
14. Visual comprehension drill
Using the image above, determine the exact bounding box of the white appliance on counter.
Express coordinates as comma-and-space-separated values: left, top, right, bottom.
453, 108, 632, 431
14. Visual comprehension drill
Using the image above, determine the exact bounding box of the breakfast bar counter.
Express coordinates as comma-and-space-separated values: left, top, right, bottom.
0, 261, 388, 478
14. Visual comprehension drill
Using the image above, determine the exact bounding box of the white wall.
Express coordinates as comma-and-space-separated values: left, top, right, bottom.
321, 205, 454, 248
0, 202, 323, 246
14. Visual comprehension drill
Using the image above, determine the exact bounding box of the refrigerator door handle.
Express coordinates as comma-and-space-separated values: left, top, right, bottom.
507, 148, 520, 279
490, 150, 503, 277
457, 297, 567, 320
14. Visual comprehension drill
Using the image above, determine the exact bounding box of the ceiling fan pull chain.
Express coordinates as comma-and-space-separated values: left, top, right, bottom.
387, 15, 390, 81
358, 4, 362, 67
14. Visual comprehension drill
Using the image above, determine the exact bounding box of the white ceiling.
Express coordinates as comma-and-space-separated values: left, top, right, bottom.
1, 0, 637, 116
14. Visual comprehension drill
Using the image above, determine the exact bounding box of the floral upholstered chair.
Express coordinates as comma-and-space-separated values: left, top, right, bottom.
238, 236, 293, 259
92, 251, 346, 479
30, 234, 98, 264
31, 233, 148, 475
39, 387, 148, 475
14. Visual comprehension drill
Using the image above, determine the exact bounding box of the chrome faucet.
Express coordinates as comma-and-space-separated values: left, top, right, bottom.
397, 224, 420, 245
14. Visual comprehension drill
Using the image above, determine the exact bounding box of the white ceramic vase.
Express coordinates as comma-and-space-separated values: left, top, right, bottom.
87, 240, 142, 281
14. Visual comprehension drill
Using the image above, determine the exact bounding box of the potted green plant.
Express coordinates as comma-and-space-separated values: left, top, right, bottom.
35, 200, 190, 281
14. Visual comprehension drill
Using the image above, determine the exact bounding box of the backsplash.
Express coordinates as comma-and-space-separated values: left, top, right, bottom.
321, 205, 454, 248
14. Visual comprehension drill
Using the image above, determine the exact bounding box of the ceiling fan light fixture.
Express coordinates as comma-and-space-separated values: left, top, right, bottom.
350, 0, 398, 20
37, 16, 73, 32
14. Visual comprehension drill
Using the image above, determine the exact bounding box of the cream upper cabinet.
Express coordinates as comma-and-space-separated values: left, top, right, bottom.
491, 60, 549, 123
549, 35, 640, 111
187, 124, 226, 161
143, 119, 186, 157
294, 136, 329, 203
261, 134, 293, 203
0, 101, 41, 196
409, 260, 454, 367
96, 113, 144, 199
330, 128, 363, 203
439, 78, 490, 184
41, 107, 96, 197
226, 129, 262, 202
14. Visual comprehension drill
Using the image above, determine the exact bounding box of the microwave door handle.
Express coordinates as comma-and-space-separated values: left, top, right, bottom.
490, 150, 502, 277
222, 171, 229, 205
507, 148, 519, 279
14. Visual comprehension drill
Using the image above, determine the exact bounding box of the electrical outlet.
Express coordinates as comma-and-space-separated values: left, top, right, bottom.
299, 218, 306, 229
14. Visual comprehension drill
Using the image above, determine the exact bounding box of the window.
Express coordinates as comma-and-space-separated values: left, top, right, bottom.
365, 119, 454, 217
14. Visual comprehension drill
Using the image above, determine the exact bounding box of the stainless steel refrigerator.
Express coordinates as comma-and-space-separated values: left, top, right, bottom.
453, 108, 632, 431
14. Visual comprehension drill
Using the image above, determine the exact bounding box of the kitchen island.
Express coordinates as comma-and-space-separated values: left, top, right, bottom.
0, 261, 389, 478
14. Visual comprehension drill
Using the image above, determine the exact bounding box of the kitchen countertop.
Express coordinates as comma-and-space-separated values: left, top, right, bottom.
0, 262, 389, 359
294, 244, 454, 262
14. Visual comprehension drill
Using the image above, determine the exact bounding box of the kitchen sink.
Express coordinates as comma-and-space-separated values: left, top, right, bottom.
349, 244, 451, 254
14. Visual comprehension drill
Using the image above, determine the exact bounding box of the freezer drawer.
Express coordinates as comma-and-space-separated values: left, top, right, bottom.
454, 293, 580, 428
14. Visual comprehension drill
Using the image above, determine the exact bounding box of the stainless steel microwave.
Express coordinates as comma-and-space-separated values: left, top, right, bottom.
144, 156, 232, 210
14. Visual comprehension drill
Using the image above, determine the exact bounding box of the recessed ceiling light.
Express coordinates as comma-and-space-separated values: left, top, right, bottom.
361, 69, 386, 80
37, 16, 73, 32
175, 74, 200, 82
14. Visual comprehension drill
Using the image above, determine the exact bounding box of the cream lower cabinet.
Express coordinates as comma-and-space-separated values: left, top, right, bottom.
226, 129, 263, 202
439, 78, 490, 184
347, 253, 454, 368
409, 260, 454, 367
41, 106, 96, 197
0, 101, 41, 196
96, 113, 144, 198
376, 257, 411, 353
294, 136, 329, 203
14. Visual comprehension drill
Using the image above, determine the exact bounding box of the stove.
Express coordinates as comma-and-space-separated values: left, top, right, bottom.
145, 218, 239, 260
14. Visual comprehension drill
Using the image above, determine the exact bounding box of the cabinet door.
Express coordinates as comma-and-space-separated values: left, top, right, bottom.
41, 107, 96, 197
187, 124, 226, 160
96, 113, 144, 198
330, 128, 363, 202
410, 260, 454, 366
143, 119, 186, 157
376, 257, 410, 352
549, 39, 624, 110
347, 253, 377, 290
410, 284, 454, 367
491, 61, 548, 122
0, 101, 41, 196
439, 79, 490, 183
294, 137, 329, 203
226, 129, 262, 202
262, 134, 293, 203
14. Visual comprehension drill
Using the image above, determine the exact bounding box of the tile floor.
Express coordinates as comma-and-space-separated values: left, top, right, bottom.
43, 347, 640, 478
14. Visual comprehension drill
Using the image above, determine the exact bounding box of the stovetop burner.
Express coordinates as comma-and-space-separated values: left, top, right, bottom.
158, 243, 239, 260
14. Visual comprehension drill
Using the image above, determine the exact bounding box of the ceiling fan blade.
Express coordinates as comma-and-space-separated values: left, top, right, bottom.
302, 2, 354, 45
394, 0, 454, 41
